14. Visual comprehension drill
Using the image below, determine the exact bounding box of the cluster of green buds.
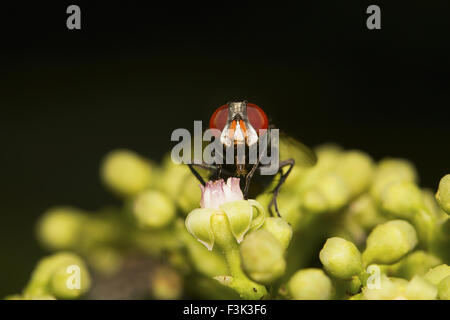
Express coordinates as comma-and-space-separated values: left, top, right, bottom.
185, 177, 293, 299
6, 253, 91, 300
313, 219, 449, 300
256, 144, 376, 234
436, 174, 450, 214
6, 142, 449, 300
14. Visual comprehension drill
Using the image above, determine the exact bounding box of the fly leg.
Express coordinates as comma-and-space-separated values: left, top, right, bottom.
214, 164, 223, 180
268, 158, 295, 217
187, 163, 232, 185
243, 161, 259, 199
187, 164, 207, 186
244, 131, 270, 199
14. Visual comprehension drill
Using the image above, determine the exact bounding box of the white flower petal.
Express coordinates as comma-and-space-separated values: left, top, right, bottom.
200, 178, 243, 209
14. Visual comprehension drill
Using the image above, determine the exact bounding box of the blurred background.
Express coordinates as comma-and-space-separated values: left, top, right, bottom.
0, 1, 449, 296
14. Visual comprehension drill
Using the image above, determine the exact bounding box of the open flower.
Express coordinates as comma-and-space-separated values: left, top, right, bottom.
200, 178, 244, 209
185, 178, 266, 251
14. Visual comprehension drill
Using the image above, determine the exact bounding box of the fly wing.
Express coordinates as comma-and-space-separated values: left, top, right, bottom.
278, 132, 317, 167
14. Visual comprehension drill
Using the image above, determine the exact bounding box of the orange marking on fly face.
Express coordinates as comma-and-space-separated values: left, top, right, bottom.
239, 120, 247, 135
228, 120, 237, 140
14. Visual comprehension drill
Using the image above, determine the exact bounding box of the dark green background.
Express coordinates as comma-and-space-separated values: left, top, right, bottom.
1, 2, 449, 296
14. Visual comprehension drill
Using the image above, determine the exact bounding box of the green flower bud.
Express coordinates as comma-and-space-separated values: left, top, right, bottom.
390, 277, 409, 289
37, 207, 85, 250
176, 174, 202, 214
176, 219, 228, 277
158, 157, 190, 197
186, 201, 261, 252
78, 213, 123, 250
317, 173, 351, 210
288, 268, 334, 300
279, 166, 304, 191
437, 275, 450, 300
346, 194, 385, 231
133, 190, 176, 229
187, 243, 228, 278
330, 276, 362, 299
185, 178, 266, 251
423, 264, 450, 286
86, 247, 122, 275
301, 188, 327, 214
362, 274, 406, 300
422, 188, 447, 219
49, 262, 91, 299
272, 192, 303, 230
389, 250, 441, 280
101, 149, 152, 197
240, 230, 286, 284
360, 264, 390, 286
25, 252, 91, 299
319, 237, 363, 280
314, 144, 343, 170
334, 150, 375, 197
261, 217, 293, 251
436, 174, 450, 214
347, 275, 362, 295
371, 158, 418, 201
291, 145, 341, 196
132, 227, 183, 255
302, 173, 350, 213
404, 275, 437, 300
411, 209, 439, 247
158, 157, 202, 213
333, 218, 366, 248
150, 266, 183, 300
255, 192, 272, 209
220, 200, 255, 243
362, 220, 418, 265
436, 219, 450, 257
185, 208, 216, 250
378, 158, 417, 178
379, 181, 424, 219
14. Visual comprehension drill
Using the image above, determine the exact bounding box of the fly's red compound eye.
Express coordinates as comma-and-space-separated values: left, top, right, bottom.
246, 103, 269, 132
209, 103, 269, 133
209, 104, 228, 131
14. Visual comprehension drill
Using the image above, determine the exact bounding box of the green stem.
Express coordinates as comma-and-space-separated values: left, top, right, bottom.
211, 214, 267, 299
223, 245, 246, 278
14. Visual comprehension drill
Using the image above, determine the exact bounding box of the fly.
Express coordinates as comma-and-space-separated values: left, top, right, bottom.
188, 100, 317, 216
